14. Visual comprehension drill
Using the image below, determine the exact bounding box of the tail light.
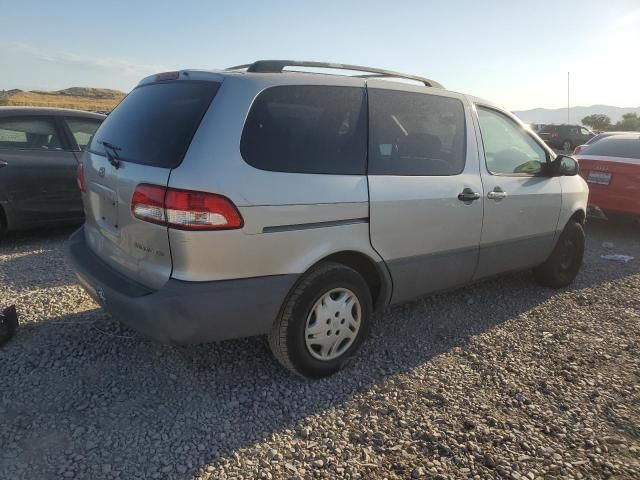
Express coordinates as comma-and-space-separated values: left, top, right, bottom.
131, 184, 166, 226
77, 163, 86, 193
131, 184, 243, 230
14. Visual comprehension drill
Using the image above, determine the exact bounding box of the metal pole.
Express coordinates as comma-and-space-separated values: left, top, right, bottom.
567, 72, 570, 124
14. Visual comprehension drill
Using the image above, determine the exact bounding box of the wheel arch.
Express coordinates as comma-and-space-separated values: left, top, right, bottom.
553, 208, 586, 246
303, 250, 392, 312
569, 209, 586, 225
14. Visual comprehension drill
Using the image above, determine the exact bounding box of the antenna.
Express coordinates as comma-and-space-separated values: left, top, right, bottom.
567, 72, 570, 124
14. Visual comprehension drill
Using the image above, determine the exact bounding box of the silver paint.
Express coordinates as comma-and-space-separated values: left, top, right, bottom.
78, 68, 589, 318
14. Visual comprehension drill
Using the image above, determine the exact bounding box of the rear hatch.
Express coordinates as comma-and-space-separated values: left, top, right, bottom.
538, 126, 558, 144
82, 76, 221, 289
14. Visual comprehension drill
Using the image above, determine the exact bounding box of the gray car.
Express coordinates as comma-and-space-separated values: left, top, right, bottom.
67, 61, 588, 378
0, 107, 104, 235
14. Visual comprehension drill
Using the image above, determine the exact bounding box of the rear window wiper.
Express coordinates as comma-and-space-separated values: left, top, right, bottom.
99, 141, 122, 169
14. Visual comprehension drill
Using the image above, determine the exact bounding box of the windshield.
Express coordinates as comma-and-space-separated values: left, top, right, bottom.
90, 81, 220, 168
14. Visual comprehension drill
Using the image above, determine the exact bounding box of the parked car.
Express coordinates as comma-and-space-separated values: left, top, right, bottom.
539, 124, 594, 152
529, 123, 547, 133
575, 133, 640, 219
572, 131, 631, 155
0, 107, 105, 235
67, 61, 588, 378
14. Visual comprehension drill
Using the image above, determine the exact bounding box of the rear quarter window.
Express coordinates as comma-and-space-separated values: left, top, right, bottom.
90, 81, 220, 168
66, 117, 103, 151
240, 85, 367, 175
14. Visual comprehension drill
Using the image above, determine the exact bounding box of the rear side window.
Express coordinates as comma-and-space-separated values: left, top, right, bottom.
581, 136, 640, 159
66, 117, 102, 150
241, 85, 367, 175
368, 89, 466, 176
91, 81, 220, 168
0, 117, 63, 150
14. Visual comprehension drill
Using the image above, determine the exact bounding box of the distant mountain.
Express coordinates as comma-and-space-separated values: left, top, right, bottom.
0, 87, 126, 112
0, 89, 23, 100
2, 88, 637, 125
513, 105, 640, 126
34, 87, 125, 99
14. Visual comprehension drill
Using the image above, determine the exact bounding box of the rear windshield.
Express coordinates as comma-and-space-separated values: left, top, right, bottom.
90, 81, 220, 168
581, 136, 640, 159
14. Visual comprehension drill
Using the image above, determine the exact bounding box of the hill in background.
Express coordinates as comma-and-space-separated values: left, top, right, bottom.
1, 88, 638, 126
0, 87, 126, 112
514, 105, 640, 125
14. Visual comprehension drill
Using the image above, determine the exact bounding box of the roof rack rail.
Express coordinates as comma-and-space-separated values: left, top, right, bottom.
226, 60, 444, 89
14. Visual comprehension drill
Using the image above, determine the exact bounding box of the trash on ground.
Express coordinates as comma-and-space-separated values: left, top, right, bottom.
0, 305, 19, 347
600, 254, 634, 263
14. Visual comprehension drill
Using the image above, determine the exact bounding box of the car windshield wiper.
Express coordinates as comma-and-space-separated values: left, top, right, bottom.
99, 141, 122, 169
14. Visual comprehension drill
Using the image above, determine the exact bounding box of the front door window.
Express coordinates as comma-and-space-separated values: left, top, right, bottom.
476, 107, 547, 175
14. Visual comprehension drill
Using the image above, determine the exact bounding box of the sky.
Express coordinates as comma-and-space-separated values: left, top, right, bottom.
1, 0, 639, 111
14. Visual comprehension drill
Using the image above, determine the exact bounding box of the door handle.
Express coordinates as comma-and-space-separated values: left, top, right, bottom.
0, 160, 7, 169
487, 187, 507, 200
458, 188, 481, 203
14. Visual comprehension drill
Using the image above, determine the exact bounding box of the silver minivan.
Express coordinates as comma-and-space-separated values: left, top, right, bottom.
68, 61, 589, 378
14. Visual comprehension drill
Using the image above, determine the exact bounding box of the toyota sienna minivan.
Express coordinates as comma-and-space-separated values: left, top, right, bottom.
68, 60, 588, 378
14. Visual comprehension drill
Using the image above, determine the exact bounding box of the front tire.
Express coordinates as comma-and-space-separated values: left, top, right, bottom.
268, 262, 373, 378
533, 221, 584, 288
562, 140, 572, 152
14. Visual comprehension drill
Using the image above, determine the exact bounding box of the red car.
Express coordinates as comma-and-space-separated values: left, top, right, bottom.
575, 133, 640, 218
572, 131, 630, 155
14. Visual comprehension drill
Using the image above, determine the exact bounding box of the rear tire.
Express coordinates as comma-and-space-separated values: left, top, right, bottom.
268, 262, 372, 378
0, 206, 6, 240
533, 221, 584, 288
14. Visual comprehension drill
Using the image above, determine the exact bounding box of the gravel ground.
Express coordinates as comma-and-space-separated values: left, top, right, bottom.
1, 220, 639, 480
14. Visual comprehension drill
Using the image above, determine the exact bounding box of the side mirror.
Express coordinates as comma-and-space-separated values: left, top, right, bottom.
552, 155, 579, 176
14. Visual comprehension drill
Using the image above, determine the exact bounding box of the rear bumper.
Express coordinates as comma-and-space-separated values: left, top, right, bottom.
587, 192, 640, 217
66, 227, 297, 344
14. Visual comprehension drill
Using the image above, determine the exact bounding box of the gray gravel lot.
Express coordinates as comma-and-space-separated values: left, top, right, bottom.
1, 220, 639, 480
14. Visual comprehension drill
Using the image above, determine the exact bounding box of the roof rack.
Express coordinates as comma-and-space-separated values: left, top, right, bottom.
226, 60, 444, 89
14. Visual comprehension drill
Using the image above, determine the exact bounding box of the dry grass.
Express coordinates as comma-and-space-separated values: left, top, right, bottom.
0, 88, 126, 112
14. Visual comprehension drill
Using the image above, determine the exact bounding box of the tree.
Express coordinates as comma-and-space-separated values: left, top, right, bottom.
581, 114, 612, 131
613, 113, 640, 132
